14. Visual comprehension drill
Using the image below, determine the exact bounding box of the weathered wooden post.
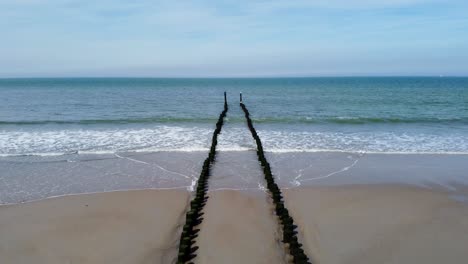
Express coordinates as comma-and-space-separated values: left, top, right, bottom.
239, 101, 311, 264
240, 92, 243, 103
224, 91, 227, 105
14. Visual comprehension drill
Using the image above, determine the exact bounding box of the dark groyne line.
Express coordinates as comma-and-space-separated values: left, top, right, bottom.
176, 93, 228, 263
240, 102, 312, 264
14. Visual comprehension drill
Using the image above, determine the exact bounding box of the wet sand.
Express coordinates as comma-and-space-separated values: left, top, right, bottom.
0, 189, 189, 264
3, 151, 468, 205
284, 185, 468, 264
196, 190, 285, 264
1, 184, 468, 264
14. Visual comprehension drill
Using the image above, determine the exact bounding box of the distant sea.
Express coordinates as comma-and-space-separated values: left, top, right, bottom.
1, 77, 468, 155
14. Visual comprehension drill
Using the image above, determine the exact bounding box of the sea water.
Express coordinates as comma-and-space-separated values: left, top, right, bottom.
1, 77, 468, 203
1, 77, 467, 155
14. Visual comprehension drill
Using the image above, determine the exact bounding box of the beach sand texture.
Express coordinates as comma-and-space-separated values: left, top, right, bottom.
284, 185, 468, 264
0, 190, 189, 264
195, 150, 286, 263
1, 185, 468, 264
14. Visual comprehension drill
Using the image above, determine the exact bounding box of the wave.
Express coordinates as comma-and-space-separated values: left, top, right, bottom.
1, 116, 468, 126
0, 117, 219, 125
2, 149, 468, 158
1, 126, 468, 156
252, 117, 468, 125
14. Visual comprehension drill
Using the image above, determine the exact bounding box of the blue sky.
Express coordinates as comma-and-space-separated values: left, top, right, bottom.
1, 0, 467, 77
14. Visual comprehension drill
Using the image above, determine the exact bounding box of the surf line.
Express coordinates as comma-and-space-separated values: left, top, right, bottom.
240, 97, 312, 264
176, 92, 228, 263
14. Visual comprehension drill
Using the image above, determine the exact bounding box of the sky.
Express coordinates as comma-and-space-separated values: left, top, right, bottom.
1, 0, 468, 77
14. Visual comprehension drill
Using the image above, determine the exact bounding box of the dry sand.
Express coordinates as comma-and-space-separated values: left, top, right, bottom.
283, 185, 468, 264
0, 189, 190, 264
195, 190, 285, 264
1, 185, 468, 264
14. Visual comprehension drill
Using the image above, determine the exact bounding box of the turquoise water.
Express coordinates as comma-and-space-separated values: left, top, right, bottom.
1, 77, 467, 155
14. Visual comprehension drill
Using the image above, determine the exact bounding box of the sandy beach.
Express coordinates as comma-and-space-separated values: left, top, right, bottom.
284, 185, 468, 264
196, 190, 286, 264
0, 189, 190, 264
1, 184, 467, 264
2, 2, 468, 262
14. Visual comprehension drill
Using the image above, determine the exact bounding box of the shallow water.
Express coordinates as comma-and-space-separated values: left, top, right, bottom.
1, 151, 467, 204
1, 77, 468, 204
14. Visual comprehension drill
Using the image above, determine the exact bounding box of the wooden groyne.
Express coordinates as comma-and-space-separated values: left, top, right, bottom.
176, 93, 228, 263
240, 100, 312, 264
177, 93, 310, 263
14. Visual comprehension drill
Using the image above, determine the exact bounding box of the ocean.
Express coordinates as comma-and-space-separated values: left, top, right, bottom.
1, 77, 468, 155
1, 77, 468, 204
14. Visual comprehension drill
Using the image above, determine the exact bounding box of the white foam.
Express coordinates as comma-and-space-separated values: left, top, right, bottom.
1, 125, 468, 156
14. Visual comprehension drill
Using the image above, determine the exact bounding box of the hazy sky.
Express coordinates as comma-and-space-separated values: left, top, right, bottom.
1, 0, 468, 77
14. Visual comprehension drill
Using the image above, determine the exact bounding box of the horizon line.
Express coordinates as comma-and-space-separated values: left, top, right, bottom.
1, 75, 468, 80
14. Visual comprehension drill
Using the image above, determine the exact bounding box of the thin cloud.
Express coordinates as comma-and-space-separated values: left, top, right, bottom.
0, 0, 467, 77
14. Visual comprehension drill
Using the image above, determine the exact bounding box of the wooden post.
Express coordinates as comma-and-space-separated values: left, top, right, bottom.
240, 92, 243, 103
224, 91, 227, 105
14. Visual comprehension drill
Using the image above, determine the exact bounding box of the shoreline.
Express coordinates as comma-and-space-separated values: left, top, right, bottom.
2, 149, 468, 158
2, 182, 467, 208
2, 151, 468, 205
0, 187, 191, 207
1, 184, 467, 263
